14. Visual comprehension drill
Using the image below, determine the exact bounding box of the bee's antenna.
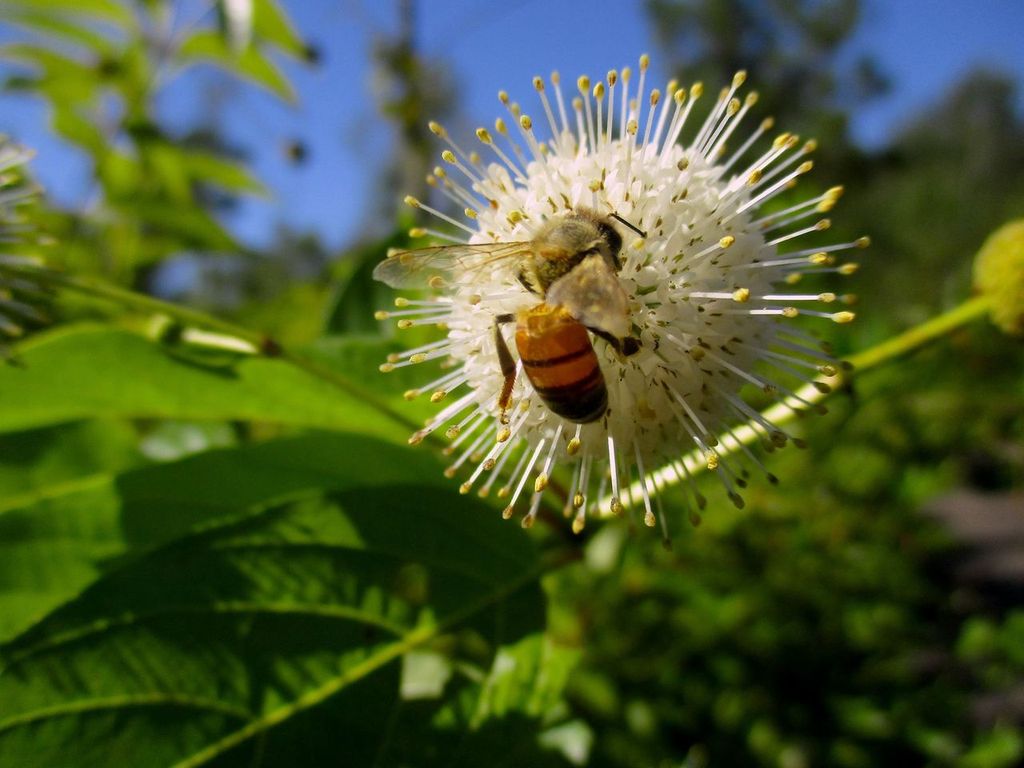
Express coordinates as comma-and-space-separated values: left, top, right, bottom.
610, 212, 647, 239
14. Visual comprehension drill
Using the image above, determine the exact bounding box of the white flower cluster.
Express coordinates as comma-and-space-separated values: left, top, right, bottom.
375, 56, 865, 536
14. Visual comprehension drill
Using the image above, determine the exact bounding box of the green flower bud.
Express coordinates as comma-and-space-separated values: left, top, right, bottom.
973, 220, 1024, 335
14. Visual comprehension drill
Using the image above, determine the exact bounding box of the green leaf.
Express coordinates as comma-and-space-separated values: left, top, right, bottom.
119, 201, 238, 253
0, 431, 450, 641
0, 437, 544, 766
472, 634, 581, 726
961, 725, 1024, 768
183, 150, 267, 196
51, 106, 106, 154
304, 334, 441, 426
0, 420, 142, 501
379, 634, 582, 767
251, 0, 306, 57
0, 477, 121, 642
0, 8, 117, 52
324, 227, 418, 335
140, 140, 193, 204
0, 324, 413, 440
178, 30, 295, 102
0, 0, 131, 25
0, 43, 99, 103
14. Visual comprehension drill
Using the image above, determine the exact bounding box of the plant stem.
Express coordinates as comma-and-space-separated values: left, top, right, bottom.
604, 293, 995, 514
845, 294, 991, 372
54, 273, 266, 345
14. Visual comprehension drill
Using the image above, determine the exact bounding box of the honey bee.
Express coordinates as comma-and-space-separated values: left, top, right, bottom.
373, 208, 643, 424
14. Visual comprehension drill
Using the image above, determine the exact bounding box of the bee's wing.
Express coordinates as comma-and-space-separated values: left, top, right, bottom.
546, 254, 631, 339
373, 241, 534, 289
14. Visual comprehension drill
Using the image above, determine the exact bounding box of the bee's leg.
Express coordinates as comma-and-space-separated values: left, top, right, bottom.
618, 336, 642, 356
590, 328, 642, 357
494, 314, 517, 424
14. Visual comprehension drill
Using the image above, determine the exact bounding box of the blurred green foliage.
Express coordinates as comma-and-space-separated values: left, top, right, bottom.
0, 0, 305, 284
0, 1, 1022, 766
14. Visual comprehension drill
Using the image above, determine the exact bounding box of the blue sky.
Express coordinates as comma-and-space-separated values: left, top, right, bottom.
1, 0, 1022, 252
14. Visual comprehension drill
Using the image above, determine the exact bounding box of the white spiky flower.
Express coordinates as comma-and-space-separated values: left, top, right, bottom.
0, 136, 48, 357
375, 55, 865, 536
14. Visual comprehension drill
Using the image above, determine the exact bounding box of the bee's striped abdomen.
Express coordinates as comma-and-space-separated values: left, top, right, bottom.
516, 306, 607, 423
